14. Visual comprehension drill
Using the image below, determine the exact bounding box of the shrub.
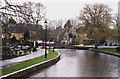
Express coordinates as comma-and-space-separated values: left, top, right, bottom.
31, 47, 37, 52
116, 47, 120, 52
83, 40, 94, 45
24, 41, 31, 45
2, 46, 13, 55
11, 36, 17, 42
110, 43, 112, 46
105, 43, 107, 46
33, 47, 37, 52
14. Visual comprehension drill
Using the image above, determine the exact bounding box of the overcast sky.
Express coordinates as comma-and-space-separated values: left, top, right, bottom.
1, 0, 120, 20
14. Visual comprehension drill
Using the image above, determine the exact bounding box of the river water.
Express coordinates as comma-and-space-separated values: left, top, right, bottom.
29, 49, 120, 77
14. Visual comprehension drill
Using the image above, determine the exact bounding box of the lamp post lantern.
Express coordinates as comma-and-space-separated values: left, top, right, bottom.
44, 20, 47, 58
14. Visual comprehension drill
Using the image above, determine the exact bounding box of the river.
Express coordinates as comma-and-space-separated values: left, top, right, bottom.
29, 49, 120, 77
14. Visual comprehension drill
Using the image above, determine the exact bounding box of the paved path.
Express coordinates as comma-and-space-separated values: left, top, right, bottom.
0, 48, 45, 68
75, 45, 118, 48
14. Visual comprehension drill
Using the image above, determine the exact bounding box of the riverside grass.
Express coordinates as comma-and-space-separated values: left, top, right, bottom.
1, 49, 59, 76
94, 48, 120, 54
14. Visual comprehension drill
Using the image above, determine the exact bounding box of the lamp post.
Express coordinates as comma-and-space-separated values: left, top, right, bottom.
53, 42, 55, 52
44, 20, 47, 58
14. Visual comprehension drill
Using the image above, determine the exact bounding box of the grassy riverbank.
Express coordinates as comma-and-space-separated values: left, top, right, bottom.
1, 50, 59, 76
94, 48, 120, 54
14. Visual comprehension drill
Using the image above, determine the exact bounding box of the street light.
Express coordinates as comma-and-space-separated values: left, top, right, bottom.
44, 20, 47, 58
53, 41, 55, 52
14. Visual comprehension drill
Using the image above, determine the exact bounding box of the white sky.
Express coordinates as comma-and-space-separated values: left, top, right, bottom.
42, 0, 119, 20
1, 0, 120, 20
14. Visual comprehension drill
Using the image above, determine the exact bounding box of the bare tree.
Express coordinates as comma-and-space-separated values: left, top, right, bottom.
78, 3, 112, 48
114, 14, 120, 45
21, 2, 46, 25
49, 19, 63, 29
0, 0, 46, 25
0, 0, 46, 41
47, 19, 64, 43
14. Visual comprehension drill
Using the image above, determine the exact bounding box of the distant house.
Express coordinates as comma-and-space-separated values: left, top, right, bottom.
76, 27, 88, 45
106, 31, 120, 45
9, 23, 27, 40
2, 23, 44, 41
10, 33, 24, 40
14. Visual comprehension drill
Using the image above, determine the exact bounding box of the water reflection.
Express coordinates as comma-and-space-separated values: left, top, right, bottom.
29, 49, 119, 77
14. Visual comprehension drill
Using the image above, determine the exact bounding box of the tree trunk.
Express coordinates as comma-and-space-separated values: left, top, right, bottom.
95, 43, 98, 49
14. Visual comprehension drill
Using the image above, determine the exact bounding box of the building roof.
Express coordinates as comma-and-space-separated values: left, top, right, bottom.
9, 23, 43, 33
9, 24, 28, 33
